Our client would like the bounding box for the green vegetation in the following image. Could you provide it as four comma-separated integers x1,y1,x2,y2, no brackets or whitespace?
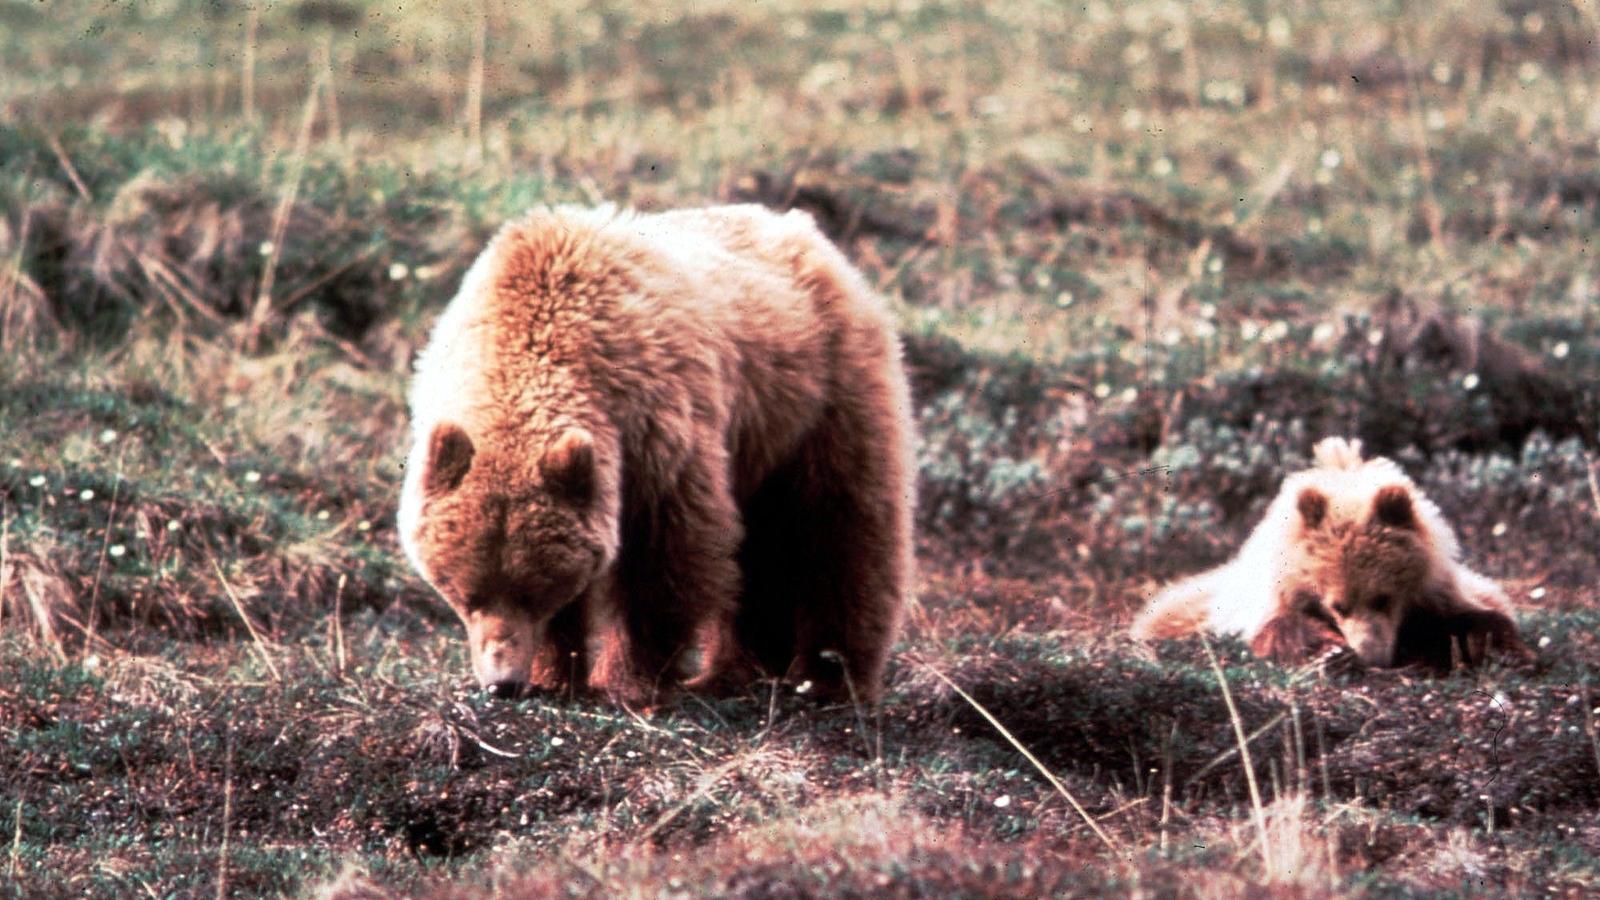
2,0,1597,896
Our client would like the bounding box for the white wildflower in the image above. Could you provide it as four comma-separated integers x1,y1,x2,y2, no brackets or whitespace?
1266,16,1291,47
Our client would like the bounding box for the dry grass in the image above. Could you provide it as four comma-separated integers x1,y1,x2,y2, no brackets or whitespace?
0,545,74,656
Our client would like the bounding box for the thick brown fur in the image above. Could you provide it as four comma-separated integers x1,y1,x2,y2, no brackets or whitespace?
399,204,915,703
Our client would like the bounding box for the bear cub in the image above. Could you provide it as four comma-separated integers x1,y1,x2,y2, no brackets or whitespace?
1132,437,1529,671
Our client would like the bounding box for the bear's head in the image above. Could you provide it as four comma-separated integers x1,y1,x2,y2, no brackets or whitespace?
399,421,616,694
1282,483,1434,667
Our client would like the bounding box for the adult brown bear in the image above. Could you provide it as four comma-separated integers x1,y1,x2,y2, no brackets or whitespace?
399,204,915,703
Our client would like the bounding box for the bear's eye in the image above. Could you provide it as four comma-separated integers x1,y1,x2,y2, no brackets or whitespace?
1368,593,1393,614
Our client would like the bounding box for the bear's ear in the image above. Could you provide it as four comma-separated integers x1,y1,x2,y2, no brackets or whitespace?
1296,487,1328,530
1372,484,1417,530
540,428,595,499
424,422,475,495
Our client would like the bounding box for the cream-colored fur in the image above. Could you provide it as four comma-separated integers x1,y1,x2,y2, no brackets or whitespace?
1132,437,1512,663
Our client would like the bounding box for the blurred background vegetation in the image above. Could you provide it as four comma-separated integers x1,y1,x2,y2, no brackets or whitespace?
2,1,1598,896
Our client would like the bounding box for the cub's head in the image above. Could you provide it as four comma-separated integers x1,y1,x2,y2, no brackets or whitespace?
1284,484,1434,667
399,422,616,695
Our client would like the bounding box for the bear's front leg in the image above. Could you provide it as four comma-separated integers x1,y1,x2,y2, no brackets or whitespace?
612,452,742,703
1250,589,1356,670
1250,611,1358,671
527,597,592,697
1393,604,1533,672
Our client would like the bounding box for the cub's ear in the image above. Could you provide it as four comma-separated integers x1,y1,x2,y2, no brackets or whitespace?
540,428,595,499
1372,484,1417,530
1296,487,1328,530
424,422,475,495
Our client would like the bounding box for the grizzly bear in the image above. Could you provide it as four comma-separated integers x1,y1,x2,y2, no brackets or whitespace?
398,204,915,702
1132,437,1528,671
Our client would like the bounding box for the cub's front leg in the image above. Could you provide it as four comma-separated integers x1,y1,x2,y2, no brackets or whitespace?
1250,589,1358,672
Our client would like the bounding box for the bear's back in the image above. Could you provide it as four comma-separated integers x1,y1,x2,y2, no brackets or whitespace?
410,204,896,497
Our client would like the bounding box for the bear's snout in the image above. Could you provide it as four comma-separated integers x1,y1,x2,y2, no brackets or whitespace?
465,606,541,692
1341,618,1398,667
485,679,527,699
